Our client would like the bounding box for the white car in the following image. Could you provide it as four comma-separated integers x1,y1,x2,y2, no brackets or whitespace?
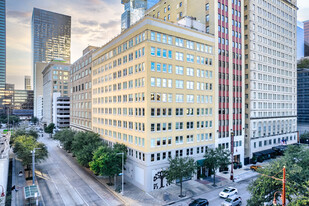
219,187,238,198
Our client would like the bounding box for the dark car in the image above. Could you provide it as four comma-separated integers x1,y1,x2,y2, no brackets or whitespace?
189,198,209,206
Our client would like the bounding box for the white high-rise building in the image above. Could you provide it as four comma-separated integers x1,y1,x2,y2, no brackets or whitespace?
244,0,298,163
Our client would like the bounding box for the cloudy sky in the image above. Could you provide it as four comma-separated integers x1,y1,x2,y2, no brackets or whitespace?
6,0,309,89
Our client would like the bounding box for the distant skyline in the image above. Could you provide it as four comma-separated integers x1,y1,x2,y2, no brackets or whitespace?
5,0,309,89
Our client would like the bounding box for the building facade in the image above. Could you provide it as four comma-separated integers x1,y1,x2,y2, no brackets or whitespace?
70,46,98,132
32,8,71,118
297,68,309,123
121,0,160,31
92,17,216,192
146,0,245,168
304,20,309,57
24,76,31,90
34,62,48,119
0,0,5,88
42,60,70,126
244,0,298,162
297,21,304,60
0,84,33,119
52,93,70,128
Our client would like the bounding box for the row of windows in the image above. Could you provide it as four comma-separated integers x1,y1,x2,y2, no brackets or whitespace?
253,136,296,148
93,31,146,66
151,107,213,117
151,121,213,132
93,93,145,104
150,78,213,90
94,107,145,117
150,146,210,162
150,92,213,104
150,31,213,54
94,118,145,132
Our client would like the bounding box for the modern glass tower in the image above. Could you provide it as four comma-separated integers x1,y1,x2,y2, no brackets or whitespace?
121,0,159,31
0,0,6,89
32,8,71,118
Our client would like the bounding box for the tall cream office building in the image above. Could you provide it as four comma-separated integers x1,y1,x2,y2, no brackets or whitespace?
244,0,298,162
92,16,216,191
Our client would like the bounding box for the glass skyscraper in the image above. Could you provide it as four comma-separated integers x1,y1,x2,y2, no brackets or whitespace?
121,0,159,31
32,8,71,118
0,0,6,89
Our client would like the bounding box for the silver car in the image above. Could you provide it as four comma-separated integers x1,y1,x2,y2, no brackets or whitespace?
221,195,242,206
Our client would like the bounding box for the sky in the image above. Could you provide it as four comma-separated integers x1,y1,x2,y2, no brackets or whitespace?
5,0,309,89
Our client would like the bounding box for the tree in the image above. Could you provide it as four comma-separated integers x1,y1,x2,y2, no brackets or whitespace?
31,116,39,124
90,146,119,185
53,129,76,152
44,123,55,138
11,129,38,144
164,157,197,197
289,181,309,206
297,58,309,68
13,135,48,177
203,147,230,186
89,143,127,185
71,131,102,167
247,145,309,206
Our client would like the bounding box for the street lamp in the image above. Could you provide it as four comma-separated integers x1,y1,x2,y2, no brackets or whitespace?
230,129,234,181
116,152,124,195
31,148,41,185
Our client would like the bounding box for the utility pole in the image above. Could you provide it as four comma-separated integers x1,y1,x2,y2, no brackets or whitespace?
31,148,41,185
282,166,286,206
230,130,234,181
116,152,124,195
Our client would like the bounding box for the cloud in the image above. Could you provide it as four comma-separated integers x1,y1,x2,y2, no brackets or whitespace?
100,20,120,29
79,19,99,26
7,10,31,24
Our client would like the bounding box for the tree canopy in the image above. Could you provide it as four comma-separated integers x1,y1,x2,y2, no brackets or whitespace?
203,147,230,186
164,157,197,197
31,116,39,124
13,135,48,167
53,128,76,152
71,131,102,167
247,145,309,206
44,123,55,137
297,58,309,68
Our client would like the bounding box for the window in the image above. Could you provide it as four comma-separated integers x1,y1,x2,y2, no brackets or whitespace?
176,66,184,75
176,80,184,89
176,52,184,61
151,47,155,56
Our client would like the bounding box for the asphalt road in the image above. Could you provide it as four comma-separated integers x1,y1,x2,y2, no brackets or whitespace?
36,133,123,206
172,178,256,206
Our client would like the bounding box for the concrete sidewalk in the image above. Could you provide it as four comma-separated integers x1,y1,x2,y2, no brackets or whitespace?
92,166,259,206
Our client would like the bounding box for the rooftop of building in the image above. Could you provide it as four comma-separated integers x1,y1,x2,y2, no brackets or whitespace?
93,15,214,59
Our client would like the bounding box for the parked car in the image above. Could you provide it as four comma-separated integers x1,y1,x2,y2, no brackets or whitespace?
219,187,238,198
221,195,242,206
189,198,209,206
250,165,262,171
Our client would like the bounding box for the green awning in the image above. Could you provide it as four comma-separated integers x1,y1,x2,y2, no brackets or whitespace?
24,185,40,199
197,159,205,167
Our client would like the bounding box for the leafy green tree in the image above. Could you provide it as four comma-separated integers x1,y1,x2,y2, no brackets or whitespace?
53,129,76,152
298,58,309,68
203,147,230,186
164,157,197,197
71,131,102,167
247,145,309,206
11,129,38,143
89,143,127,185
44,123,55,138
13,135,48,177
289,181,309,206
31,116,39,124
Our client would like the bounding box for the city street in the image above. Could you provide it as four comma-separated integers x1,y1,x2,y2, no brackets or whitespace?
173,178,256,206
36,133,123,206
